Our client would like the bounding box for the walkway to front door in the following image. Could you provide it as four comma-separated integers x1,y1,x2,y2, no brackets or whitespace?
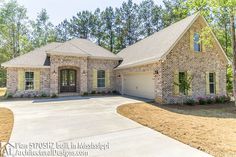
60,69,76,92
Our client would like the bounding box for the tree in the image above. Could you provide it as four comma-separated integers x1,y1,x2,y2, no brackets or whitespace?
0,0,32,87
114,8,126,52
31,9,55,47
90,8,104,46
162,0,188,27
101,7,115,52
151,5,164,32
70,11,93,39
55,19,71,42
174,73,193,105
138,0,155,37
204,0,236,102
0,0,31,58
119,0,139,46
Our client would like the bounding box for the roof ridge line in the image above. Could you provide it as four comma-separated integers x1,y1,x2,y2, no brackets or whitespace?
68,40,91,56
117,13,199,55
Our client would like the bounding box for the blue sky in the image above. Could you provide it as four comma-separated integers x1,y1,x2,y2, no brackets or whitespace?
17,0,163,25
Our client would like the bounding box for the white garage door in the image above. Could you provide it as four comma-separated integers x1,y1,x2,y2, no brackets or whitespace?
123,72,155,99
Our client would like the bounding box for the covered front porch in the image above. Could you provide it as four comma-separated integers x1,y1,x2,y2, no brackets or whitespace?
49,55,88,95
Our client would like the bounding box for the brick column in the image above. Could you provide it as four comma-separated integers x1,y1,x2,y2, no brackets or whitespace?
50,56,59,95
80,57,88,94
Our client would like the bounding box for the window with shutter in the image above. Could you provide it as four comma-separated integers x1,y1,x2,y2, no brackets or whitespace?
25,72,34,90
97,70,105,88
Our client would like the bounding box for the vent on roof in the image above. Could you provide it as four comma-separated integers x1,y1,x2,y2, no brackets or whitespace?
44,56,50,66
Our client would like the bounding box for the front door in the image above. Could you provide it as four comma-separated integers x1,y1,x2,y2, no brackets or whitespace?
60,69,76,92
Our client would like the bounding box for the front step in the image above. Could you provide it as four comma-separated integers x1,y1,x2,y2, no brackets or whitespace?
58,92,81,97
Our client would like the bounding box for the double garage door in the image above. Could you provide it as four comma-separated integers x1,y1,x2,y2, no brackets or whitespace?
123,72,155,99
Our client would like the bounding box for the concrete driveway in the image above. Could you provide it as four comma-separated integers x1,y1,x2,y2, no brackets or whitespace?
0,96,211,157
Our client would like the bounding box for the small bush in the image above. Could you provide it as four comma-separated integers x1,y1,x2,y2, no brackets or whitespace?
215,96,227,104
206,97,214,104
215,95,230,104
224,95,231,103
5,92,13,98
27,93,32,98
83,92,88,96
107,91,112,94
184,99,195,106
40,92,48,97
112,90,118,94
51,93,58,98
97,91,101,94
101,91,106,95
91,91,96,94
198,97,207,105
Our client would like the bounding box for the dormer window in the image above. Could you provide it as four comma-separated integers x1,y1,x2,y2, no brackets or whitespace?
194,33,201,52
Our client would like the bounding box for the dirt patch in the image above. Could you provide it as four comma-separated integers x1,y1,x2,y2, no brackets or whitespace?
117,103,236,157
0,107,14,142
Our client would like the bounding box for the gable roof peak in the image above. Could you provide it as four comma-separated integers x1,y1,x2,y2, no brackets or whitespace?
116,12,200,69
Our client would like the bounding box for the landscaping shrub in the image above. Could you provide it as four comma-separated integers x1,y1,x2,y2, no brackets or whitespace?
97,91,101,94
91,91,96,94
215,96,221,103
5,92,13,98
215,96,225,104
40,92,48,97
107,91,112,94
224,95,231,103
198,97,207,105
184,99,195,106
112,90,118,94
206,97,214,104
83,92,88,96
101,91,106,95
51,93,58,98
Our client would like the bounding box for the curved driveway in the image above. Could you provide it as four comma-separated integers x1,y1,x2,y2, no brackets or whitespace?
0,96,212,157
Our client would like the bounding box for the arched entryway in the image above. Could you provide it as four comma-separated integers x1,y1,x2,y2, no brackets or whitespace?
60,69,77,92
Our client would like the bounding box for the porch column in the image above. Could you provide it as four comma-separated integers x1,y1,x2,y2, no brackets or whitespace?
154,63,163,103
80,58,88,94
50,57,59,95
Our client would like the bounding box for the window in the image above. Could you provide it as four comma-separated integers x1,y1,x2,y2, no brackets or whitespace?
25,72,34,90
194,33,201,52
179,72,187,95
209,73,215,94
97,70,105,88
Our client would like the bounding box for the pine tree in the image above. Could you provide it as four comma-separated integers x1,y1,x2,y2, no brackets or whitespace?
70,11,93,39
101,7,115,52
120,0,139,46
90,8,104,46
31,9,56,47
138,0,155,37
55,19,71,42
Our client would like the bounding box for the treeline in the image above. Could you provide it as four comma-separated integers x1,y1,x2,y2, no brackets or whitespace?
0,0,233,87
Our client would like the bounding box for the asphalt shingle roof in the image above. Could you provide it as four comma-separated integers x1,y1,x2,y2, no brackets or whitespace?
1,43,61,68
116,13,199,69
2,39,121,68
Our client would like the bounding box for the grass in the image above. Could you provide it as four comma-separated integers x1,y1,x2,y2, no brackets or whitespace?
117,102,236,157
0,107,14,142
0,88,6,97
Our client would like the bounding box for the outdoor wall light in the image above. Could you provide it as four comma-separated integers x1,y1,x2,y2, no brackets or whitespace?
154,70,159,75
53,70,56,75
117,75,121,78
82,70,86,75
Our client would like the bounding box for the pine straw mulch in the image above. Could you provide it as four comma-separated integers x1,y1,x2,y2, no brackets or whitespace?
0,107,14,142
117,102,236,157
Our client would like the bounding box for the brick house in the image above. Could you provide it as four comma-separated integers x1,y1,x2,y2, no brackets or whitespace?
1,13,229,103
